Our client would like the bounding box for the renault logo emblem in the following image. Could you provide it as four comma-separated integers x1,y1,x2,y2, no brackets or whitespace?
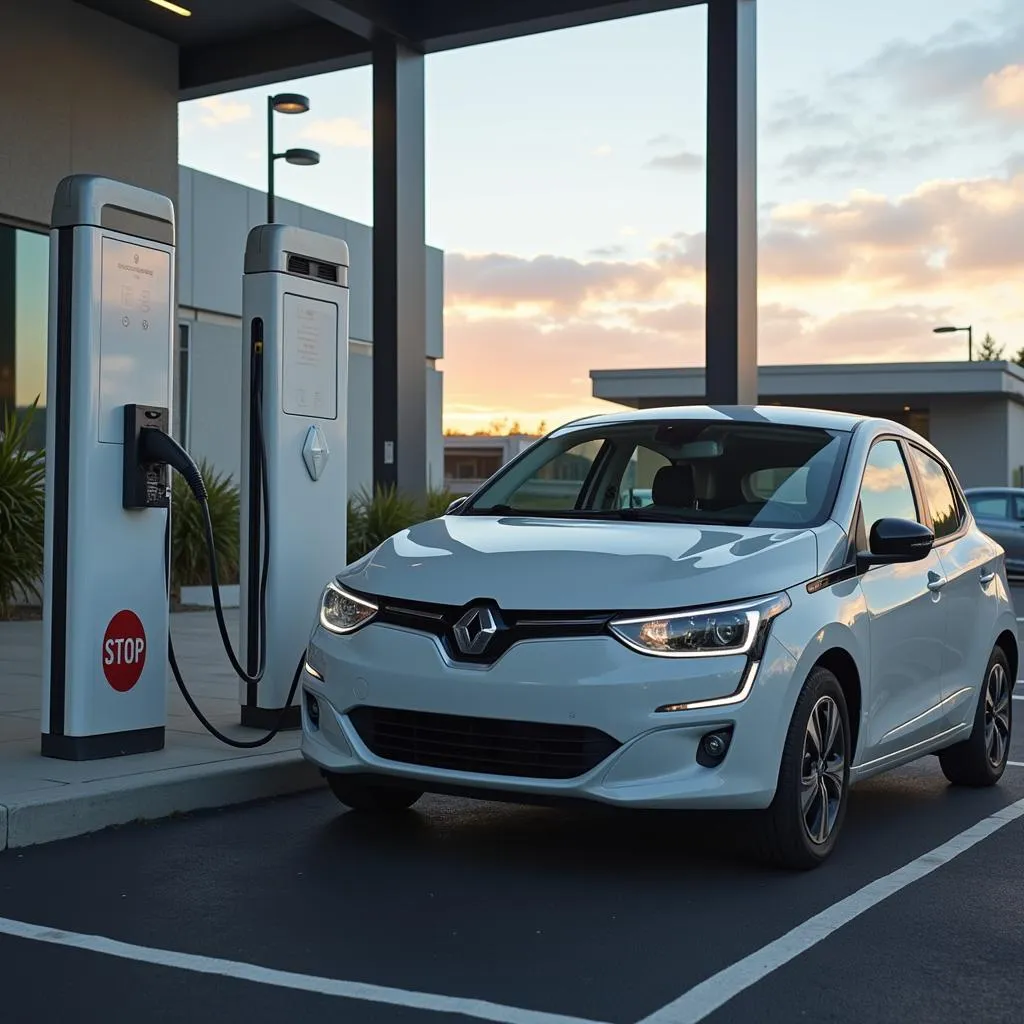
453,606,499,656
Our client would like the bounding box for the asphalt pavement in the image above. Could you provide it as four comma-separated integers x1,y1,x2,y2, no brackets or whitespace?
1,683,1023,1024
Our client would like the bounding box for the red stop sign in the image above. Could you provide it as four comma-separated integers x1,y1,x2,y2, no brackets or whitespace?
102,610,147,692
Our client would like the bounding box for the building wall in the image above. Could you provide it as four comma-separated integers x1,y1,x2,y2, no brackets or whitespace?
0,1,178,228
924,399,1009,489
178,167,445,496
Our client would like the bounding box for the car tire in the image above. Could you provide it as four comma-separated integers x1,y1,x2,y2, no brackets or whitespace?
938,646,1012,788
325,772,424,812
755,666,851,871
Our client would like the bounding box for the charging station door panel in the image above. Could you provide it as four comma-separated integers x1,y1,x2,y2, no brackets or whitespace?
41,176,175,761
281,293,339,420
98,238,173,444
240,225,350,729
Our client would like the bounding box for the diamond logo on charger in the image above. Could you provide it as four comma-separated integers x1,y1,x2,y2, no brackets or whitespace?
302,424,330,482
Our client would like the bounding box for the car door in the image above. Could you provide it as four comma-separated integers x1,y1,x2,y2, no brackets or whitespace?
857,438,950,764
910,449,1000,725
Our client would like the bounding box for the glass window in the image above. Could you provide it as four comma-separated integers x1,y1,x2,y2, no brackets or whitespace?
1011,495,1024,521
500,438,606,511
14,228,49,449
909,447,962,540
859,439,919,539
968,493,1009,520
463,419,851,528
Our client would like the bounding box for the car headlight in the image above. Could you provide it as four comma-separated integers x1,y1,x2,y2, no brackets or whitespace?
319,580,378,634
609,592,791,658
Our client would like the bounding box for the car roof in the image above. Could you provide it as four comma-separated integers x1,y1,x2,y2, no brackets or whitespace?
559,404,870,434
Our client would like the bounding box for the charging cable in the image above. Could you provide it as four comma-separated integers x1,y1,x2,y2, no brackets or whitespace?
142,408,304,749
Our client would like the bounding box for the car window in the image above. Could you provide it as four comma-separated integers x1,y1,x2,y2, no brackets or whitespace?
909,447,962,540
502,439,606,510
463,419,852,528
1012,495,1024,521
969,493,1009,520
859,439,919,540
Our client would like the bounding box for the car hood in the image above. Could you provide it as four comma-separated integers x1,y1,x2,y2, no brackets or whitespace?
338,515,820,611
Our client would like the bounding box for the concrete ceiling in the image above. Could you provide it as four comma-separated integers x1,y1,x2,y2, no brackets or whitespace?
74,0,701,96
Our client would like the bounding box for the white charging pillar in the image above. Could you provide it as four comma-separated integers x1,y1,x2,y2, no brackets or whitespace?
41,175,175,759
240,225,350,728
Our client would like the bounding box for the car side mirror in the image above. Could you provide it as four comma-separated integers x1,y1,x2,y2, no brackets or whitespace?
857,517,934,570
445,496,467,514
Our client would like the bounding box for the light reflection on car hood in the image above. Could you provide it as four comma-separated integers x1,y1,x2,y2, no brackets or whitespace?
338,515,821,611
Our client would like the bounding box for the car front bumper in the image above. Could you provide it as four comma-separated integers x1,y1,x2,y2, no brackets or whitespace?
299,621,800,811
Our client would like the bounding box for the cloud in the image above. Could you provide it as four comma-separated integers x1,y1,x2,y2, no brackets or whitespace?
766,95,849,135
448,167,1024,315
779,137,943,182
834,5,1024,125
592,144,613,157
444,252,679,313
645,150,704,173
984,64,1024,117
588,244,628,258
647,133,685,148
299,117,371,148
197,96,252,127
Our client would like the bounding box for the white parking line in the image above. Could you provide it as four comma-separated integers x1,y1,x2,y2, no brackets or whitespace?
1010,762,1024,768
0,914,608,1024
638,796,1024,1024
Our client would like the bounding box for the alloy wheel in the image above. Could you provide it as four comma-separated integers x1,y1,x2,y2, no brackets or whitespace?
800,695,846,846
984,661,1011,770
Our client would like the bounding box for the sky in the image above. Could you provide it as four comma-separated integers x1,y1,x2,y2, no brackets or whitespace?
178,0,1024,434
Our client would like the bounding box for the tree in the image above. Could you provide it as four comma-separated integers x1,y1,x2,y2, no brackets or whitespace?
1015,347,1024,368
976,332,1004,361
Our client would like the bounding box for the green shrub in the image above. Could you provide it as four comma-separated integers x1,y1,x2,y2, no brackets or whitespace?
346,485,460,564
0,400,46,614
171,460,240,596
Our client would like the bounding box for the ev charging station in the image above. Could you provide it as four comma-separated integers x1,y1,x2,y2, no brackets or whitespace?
41,175,175,760
239,225,350,729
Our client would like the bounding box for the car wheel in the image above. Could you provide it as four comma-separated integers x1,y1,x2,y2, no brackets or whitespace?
756,666,851,870
325,772,424,812
938,646,1012,787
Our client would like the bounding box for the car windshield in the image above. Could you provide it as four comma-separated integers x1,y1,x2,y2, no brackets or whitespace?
461,418,851,529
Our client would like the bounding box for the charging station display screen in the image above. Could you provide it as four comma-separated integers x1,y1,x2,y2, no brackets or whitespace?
282,293,339,420
98,238,172,444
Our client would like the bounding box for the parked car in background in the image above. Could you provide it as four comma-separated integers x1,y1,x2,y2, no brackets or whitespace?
301,406,1017,871
964,488,1024,581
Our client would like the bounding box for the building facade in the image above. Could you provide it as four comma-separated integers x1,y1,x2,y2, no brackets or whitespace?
590,361,1024,490
442,434,539,495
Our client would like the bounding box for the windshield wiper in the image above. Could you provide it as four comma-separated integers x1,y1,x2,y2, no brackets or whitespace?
606,508,692,523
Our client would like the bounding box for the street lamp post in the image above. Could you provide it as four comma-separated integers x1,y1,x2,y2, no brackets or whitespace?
267,92,320,223
933,324,973,361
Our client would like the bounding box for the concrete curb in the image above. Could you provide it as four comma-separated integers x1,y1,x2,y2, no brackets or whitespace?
0,750,324,851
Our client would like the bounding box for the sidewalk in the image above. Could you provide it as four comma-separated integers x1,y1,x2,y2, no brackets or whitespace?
0,610,322,851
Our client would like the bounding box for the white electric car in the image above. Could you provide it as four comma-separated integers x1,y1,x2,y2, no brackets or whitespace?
299,406,1017,869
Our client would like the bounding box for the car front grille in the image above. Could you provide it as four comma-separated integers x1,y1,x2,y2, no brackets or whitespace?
347,706,620,780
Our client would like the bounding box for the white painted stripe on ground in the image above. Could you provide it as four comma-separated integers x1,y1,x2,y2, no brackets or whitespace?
1009,761,1024,768
0,916,608,1024
638,796,1024,1024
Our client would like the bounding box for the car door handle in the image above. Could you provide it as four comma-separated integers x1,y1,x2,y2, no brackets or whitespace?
979,569,996,586
927,571,947,592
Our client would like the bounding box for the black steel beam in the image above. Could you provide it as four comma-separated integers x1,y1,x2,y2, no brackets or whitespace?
179,23,368,100
372,35,428,498
0,227,14,424
705,0,757,405
419,0,701,52
287,0,413,42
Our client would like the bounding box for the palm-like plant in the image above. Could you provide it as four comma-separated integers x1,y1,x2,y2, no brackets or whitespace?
0,400,46,615
170,460,240,597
